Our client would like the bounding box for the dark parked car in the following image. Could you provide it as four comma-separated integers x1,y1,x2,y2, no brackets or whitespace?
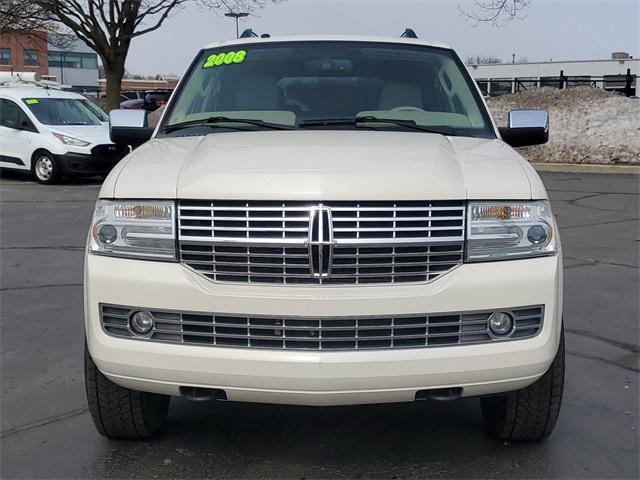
120,91,145,110
143,90,172,112
120,98,145,109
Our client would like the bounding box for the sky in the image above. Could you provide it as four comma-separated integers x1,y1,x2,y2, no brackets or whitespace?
125,0,640,76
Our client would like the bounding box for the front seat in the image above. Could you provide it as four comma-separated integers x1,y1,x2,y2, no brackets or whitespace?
379,82,424,110
234,74,282,110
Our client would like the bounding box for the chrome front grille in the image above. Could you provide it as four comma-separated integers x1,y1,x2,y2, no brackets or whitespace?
101,305,544,351
178,201,465,285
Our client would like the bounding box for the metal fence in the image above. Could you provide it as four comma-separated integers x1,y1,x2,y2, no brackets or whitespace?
475,68,637,97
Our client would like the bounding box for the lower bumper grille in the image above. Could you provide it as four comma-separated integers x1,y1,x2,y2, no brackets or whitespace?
91,144,130,160
101,305,543,351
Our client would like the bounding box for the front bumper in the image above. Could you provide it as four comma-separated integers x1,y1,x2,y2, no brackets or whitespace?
56,146,128,176
84,253,563,406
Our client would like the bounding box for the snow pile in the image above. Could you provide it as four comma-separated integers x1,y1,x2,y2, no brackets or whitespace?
487,87,640,165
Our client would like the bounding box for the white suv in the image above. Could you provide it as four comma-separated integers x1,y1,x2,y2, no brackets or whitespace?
0,84,128,183
84,35,564,441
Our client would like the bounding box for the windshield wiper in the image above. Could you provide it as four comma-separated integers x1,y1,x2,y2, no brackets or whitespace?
298,116,456,135
164,116,294,134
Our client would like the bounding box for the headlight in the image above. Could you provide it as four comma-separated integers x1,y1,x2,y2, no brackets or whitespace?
89,200,176,260
52,132,91,147
466,200,556,262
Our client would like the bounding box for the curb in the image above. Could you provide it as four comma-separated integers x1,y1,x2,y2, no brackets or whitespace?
531,163,640,174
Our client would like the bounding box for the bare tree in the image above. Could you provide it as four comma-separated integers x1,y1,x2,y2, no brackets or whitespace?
0,0,52,34
31,0,273,110
460,0,531,25
465,54,503,65
0,0,71,48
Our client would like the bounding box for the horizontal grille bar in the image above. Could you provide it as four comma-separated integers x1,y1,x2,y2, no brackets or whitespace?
178,201,465,285
178,204,465,212
101,305,544,351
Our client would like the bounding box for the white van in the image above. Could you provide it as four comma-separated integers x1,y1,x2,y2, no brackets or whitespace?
0,83,129,183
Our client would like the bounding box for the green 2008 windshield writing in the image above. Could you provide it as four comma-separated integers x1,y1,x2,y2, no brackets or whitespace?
203,50,247,68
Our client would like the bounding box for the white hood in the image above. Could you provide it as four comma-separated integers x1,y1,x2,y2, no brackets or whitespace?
105,131,546,200
50,124,112,145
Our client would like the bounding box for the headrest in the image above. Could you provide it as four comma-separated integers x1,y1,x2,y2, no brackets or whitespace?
379,82,423,110
235,74,281,110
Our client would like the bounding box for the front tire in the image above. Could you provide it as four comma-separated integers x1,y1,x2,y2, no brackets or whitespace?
84,344,170,439
32,151,61,184
481,326,565,441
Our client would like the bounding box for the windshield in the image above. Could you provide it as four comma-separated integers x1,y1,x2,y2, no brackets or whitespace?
82,100,109,122
163,41,494,138
23,98,104,126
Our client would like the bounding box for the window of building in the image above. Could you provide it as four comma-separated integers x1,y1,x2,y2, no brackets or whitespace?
48,51,98,70
0,48,10,66
81,55,98,69
63,53,81,68
48,52,61,66
23,49,39,66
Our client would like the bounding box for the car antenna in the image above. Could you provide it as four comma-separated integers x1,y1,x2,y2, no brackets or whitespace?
240,29,258,38
401,28,418,39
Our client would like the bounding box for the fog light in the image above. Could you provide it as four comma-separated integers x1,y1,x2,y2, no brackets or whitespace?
97,224,117,244
488,311,514,337
129,311,154,335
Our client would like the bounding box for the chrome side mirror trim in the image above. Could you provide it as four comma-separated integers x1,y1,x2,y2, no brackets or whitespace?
499,109,550,148
508,109,549,131
110,109,147,129
109,109,153,147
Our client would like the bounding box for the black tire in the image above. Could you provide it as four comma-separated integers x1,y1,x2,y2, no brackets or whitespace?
481,325,565,442
84,344,170,439
31,151,61,184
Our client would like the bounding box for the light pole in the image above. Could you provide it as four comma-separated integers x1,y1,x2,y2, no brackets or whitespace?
60,52,67,85
225,12,249,38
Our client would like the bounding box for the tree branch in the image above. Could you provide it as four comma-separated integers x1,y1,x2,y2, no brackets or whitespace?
459,0,531,26
7,0,278,111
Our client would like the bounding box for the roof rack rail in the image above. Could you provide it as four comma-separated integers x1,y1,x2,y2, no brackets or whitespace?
240,28,258,38
0,71,62,90
401,28,418,39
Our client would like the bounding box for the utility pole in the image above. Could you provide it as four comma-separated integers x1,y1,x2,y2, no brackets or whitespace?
60,52,66,85
225,12,249,38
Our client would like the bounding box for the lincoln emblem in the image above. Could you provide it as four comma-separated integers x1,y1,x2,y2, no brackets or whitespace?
306,205,335,278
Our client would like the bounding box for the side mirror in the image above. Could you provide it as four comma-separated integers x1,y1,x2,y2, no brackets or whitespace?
498,109,549,148
109,109,154,148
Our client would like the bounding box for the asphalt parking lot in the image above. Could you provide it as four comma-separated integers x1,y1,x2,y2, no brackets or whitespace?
1,170,638,479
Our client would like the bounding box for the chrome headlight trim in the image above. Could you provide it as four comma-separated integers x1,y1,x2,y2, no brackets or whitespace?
89,199,177,261
465,200,557,262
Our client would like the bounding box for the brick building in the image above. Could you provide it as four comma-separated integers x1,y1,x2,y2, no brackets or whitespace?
0,31,100,92
98,77,180,93
0,31,49,76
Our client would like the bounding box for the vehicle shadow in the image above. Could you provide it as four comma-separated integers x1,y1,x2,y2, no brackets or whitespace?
89,398,549,478
0,168,103,185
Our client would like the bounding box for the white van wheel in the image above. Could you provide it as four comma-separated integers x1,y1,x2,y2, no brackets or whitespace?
32,152,61,184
